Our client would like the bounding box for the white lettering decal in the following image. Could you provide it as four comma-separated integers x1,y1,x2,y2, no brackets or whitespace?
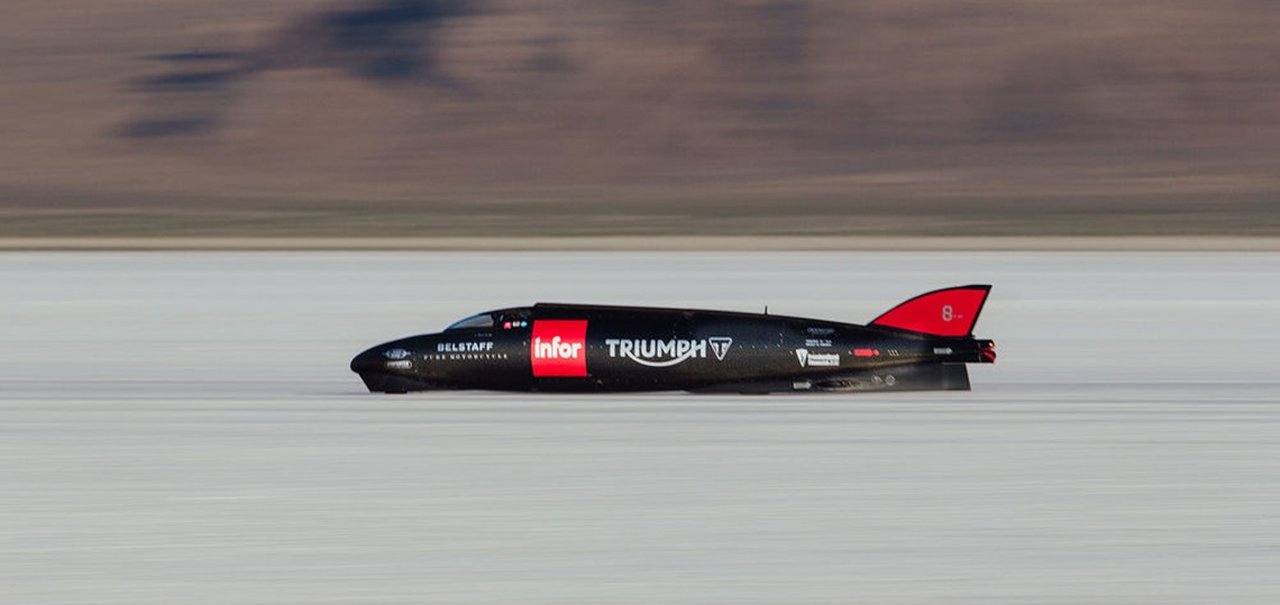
604,336,729,367
795,348,840,367
808,353,840,367
533,336,583,360
437,341,495,353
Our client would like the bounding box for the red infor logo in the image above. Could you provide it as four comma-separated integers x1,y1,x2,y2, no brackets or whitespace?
530,320,588,377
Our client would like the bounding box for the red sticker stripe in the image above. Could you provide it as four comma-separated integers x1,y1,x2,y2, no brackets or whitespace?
530,320,589,377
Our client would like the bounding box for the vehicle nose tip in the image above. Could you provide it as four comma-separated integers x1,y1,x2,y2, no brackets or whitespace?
350,349,381,373
351,346,414,374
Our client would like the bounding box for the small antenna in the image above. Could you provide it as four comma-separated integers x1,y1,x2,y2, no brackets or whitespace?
764,305,769,315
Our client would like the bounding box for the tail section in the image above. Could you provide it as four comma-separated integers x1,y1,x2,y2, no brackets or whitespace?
870,285,991,337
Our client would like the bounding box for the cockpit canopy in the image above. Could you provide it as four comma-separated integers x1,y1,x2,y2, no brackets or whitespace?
445,312,495,331
444,307,532,331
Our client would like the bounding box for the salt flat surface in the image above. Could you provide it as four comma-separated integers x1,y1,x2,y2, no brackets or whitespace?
2,252,1279,604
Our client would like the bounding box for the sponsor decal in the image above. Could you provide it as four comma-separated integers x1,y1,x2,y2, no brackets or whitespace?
708,337,734,361
805,338,833,348
795,348,840,368
853,348,881,357
384,360,412,370
382,348,411,360
933,347,953,355
437,341,495,353
605,336,732,367
805,326,835,336
427,353,509,361
531,320,588,377
502,320,530,330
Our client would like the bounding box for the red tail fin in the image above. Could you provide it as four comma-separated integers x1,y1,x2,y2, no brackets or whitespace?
869,285,991,337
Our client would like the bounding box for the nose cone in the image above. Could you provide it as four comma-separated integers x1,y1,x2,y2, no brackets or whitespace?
350,347,383,374
351,345,414,374
351,343,425,393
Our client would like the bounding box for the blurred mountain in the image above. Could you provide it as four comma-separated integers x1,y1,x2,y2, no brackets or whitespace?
2,0,1279,236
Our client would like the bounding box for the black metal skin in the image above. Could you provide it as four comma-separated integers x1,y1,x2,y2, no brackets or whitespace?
351,303,995,394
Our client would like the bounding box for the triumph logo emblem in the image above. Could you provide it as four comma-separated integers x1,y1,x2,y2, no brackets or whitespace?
708,337,733,361
382,348,411,360
605,336,733,368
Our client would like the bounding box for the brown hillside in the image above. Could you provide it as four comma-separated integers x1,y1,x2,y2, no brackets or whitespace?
2,0,1279,235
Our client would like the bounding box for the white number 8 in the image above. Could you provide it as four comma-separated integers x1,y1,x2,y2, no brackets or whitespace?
941,305,954,322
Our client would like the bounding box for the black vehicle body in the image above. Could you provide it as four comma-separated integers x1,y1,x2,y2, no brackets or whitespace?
351,285,996,394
